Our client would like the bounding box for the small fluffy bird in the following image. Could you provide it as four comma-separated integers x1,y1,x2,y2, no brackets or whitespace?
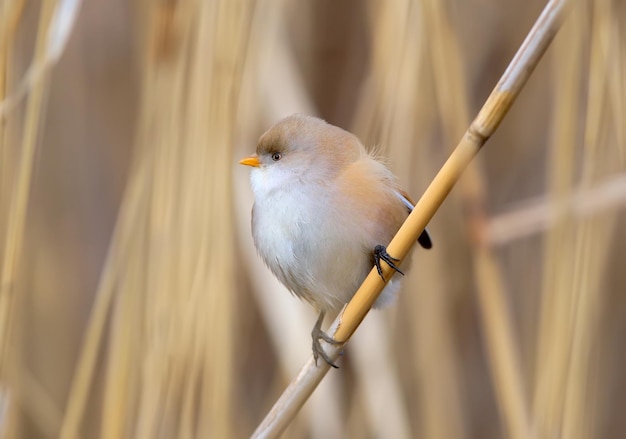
240,114,431,366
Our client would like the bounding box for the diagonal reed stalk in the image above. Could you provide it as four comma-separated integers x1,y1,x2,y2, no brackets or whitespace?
351,2,462,437
252,0,574,436
353,2,468,437
423,0,531,437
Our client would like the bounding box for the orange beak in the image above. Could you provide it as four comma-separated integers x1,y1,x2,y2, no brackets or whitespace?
239,154,261,167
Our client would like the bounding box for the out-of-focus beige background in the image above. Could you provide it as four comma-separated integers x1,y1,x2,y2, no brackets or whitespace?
1,0,625,438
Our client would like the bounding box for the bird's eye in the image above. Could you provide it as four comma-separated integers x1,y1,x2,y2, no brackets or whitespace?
271,152,282,161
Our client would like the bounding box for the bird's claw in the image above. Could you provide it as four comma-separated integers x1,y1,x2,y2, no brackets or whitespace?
312,312,340,368
373,245,404,281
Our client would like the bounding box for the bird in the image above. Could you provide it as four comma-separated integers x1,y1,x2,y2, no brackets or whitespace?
239,114,431,367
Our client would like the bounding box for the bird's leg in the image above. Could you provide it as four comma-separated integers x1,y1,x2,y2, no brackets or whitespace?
311,311,340,368
373,244,404,281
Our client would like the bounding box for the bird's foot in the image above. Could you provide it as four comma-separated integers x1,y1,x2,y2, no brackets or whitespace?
312,312,341,368
373,244,404,281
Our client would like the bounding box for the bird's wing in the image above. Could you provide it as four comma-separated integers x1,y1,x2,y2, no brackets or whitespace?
394,189,433,249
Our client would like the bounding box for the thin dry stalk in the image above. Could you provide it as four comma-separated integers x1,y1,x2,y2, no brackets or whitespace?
561,0,619,436
8,365,62,435
0,0,55,380
560,217,613,439
253,0,573,436
0,0,83,118
0,0,26,207
473,249,531,438
59,146,152,439
487,174,626,245
62,1,254,438
532,2,584,435
533,1,625,438
0,2,53,436
352,0,413,143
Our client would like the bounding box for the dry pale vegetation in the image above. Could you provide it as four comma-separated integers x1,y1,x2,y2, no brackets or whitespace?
0,0,624,438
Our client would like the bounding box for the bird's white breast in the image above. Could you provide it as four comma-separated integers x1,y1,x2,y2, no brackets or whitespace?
250,167,368,311
249,162,406,313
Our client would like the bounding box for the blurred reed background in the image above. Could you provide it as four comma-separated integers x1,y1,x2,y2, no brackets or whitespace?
0,0,625,438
